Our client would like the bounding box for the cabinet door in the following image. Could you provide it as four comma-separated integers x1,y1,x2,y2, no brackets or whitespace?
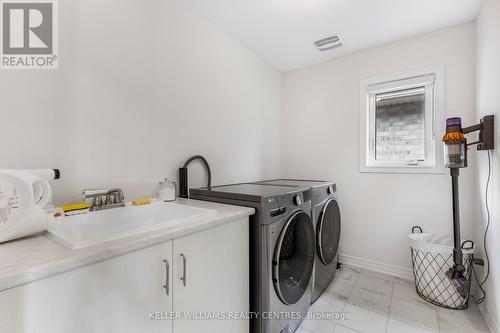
106,241,174,333
0,241,173,333
173,218,249,333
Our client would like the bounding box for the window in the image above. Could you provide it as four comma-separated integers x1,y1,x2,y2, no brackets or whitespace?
360,66,445,173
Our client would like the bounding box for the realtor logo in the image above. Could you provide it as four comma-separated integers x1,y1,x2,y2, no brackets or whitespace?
1,0,58,69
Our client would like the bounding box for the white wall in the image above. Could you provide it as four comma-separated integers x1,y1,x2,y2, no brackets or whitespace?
0,0,283,204
476,0,500,330
282,23,477,272
0,0,487,301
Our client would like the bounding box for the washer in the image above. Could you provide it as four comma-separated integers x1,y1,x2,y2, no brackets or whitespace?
256,180,341,303
190,183,315,333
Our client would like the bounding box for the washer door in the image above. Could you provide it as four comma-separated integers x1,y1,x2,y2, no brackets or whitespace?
317,199,341,265
273,211,315,305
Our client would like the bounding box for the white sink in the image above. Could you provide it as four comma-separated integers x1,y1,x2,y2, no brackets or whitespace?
48,201,216,249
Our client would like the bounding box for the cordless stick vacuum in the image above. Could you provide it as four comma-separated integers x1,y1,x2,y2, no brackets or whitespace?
442,116,494,298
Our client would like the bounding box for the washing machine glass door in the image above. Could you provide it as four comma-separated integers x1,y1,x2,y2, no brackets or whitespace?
317,199,341,265
273,211,315,305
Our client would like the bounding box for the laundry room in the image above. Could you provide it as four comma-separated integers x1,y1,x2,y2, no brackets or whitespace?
0,0,498,332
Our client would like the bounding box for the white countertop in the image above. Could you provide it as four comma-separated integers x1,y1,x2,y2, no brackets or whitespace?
0,199,254,292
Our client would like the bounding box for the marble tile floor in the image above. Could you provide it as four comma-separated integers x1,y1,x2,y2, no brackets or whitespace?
297,265,490,333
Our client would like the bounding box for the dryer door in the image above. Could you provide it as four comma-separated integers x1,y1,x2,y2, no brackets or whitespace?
273,211,315,305
317,199,341,265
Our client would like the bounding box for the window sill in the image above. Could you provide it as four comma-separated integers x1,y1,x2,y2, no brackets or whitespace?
359,166,447,174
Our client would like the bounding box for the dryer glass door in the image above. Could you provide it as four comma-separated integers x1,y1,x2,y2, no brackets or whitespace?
317,199,341,265
273,211,315,305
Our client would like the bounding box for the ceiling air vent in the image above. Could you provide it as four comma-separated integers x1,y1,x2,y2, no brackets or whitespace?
314,35,343,51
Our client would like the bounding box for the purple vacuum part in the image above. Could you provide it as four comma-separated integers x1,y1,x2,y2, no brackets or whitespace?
446,117,462,127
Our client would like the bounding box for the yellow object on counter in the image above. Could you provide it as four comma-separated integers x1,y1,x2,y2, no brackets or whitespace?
132,198,152,206
60,202,90,213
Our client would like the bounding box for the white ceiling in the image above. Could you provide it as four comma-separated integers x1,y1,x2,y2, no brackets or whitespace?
183,0,482,71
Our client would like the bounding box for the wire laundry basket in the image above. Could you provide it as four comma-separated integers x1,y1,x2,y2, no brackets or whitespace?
409,226,474,310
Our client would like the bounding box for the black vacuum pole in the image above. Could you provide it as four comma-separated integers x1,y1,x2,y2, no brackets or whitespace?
446,167,469,298
451,168,464,271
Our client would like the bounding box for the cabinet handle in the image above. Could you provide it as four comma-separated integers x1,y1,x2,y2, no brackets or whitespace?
162,259,169,295
180,253,187,287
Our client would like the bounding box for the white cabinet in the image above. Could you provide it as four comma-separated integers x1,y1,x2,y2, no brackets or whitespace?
104,241,174,333
173,217,249,333
0,217,249,333
0,241,173,333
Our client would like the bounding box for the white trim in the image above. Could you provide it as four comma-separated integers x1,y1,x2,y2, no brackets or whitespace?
478,302,500,333
339,253,414,281
357,166,446,174
367,74,435,94
359,65,446,174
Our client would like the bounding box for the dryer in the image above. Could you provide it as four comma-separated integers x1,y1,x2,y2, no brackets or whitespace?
256,180,341,303
190,183,315,333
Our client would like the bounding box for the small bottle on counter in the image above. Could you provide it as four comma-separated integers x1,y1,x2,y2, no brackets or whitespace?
159,179,176,202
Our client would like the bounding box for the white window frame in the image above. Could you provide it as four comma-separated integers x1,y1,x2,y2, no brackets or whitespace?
359,66,446,174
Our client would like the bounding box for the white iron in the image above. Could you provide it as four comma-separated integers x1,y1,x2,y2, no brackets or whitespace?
0,169,60,243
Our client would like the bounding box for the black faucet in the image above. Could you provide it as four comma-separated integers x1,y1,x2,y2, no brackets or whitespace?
178,155,212,198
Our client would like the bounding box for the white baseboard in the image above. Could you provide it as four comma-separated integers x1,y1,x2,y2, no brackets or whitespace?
478,302,500,333
339,253,414,281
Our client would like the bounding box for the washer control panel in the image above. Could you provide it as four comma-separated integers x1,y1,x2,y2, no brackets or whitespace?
266,190,310,219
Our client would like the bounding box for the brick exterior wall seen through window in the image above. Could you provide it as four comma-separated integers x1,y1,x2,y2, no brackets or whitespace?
375,98,425,161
